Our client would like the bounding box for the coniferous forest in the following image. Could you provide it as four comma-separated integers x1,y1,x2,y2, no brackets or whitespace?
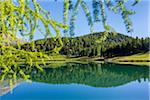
22,32,150,58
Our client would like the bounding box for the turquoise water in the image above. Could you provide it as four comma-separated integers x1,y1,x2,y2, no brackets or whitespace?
0,63,149,100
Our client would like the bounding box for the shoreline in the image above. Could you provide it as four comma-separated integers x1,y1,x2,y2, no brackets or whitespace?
106,52,150,66
16,57,149,67
16,52,150,67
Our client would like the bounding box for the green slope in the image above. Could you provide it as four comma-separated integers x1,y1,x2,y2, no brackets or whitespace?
108,52,150,66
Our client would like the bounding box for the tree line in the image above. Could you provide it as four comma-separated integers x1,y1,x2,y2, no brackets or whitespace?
21,32,150,58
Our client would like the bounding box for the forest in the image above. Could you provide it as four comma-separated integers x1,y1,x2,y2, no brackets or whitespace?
21,32,150,58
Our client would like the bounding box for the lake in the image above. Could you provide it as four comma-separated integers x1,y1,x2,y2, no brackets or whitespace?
0,63,149,100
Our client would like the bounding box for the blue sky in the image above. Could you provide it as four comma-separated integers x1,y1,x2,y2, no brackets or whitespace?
30,0,149,40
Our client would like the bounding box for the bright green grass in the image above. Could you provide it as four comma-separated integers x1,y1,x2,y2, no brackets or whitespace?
109,52,150,66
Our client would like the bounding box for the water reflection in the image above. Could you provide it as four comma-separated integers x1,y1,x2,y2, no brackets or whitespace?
31,63,149,87
0,63,149,99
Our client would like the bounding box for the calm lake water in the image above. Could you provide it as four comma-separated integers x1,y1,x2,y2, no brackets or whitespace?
0,63,149,100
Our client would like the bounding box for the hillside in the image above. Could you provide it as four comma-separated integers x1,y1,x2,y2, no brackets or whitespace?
21,32,150,58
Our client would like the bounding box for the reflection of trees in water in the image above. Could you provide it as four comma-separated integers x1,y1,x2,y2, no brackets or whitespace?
31,63,149,87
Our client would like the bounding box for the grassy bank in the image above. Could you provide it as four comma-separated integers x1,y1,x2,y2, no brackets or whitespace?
107,52,150,66
47,53,150,66
16,52,149,67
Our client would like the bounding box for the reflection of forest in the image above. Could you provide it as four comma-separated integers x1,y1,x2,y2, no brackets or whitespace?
31,63,149,87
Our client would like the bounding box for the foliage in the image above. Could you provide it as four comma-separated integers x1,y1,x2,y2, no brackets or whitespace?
0,0,67,50
63,0,70,37
92,0,100,22
0,45,50,91
0,0,67,91
68,0,141,37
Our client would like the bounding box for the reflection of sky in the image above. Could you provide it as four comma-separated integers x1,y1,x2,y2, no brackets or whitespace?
1,80,149,100
19,0,149,40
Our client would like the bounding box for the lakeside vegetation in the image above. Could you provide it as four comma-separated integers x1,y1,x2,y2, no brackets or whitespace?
21,32,150,66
